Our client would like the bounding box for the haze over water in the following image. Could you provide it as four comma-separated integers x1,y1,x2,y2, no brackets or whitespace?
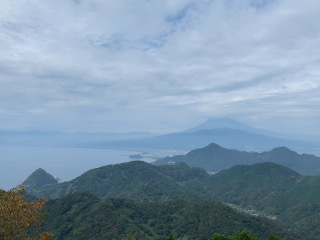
0,146,140,190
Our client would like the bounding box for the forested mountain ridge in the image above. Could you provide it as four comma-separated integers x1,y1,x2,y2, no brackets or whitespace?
43,191,299,240
154,143,320,175
24,161,320,239
205,162,303,213
24,161,320,209
25,161,209,201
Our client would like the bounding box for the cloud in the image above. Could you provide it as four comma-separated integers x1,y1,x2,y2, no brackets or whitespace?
0,0,320,133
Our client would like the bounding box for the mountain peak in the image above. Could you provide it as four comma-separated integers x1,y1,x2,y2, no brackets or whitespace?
23,168,58,187
270,147,295,154
186,118,255,132
205,142,225,150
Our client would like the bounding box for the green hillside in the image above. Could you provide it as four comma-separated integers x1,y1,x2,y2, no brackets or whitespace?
205,163,320,239
276,203,320,240
25,161,209,201
24,161,320,239
205,162,303,214
154,143,320,175
282,175,320,204
25,161,320,212
23,168,58,187
44,191,298,240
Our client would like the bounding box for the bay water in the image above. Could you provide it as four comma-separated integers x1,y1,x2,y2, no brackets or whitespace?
0,146,142,190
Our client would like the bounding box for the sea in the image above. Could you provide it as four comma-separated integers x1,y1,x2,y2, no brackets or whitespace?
0,146,145,190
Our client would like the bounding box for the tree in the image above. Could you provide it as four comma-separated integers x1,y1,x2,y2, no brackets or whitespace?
267,235,280,240
210,234,229,240
232,231,259,240
122,234,136,240
0,185,52,240
209,232,283,240
167,233,176,240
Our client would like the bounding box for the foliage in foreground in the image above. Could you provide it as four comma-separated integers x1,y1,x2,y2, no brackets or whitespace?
0,185,52,240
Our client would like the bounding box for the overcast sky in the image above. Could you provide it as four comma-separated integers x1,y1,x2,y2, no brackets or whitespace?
1,0,320,134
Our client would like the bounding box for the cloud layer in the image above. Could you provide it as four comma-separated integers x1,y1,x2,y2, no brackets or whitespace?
1,0,320,133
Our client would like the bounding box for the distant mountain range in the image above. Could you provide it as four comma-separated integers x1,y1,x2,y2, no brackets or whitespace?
99,127,301,150
154,143,320,175
24,160,320,239
185,118,264,133
94,118,320,154
1,118,319,155
186,118,320,143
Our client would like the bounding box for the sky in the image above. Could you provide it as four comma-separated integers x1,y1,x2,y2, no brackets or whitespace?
1,0,320,134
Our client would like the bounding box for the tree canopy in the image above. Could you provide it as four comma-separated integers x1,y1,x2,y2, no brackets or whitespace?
0,185,52,240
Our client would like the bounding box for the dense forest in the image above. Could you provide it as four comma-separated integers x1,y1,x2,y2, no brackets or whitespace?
43,192,296,239
23,158,320,239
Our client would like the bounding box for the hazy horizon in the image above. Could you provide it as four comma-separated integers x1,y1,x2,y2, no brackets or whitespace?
0,146,143,190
